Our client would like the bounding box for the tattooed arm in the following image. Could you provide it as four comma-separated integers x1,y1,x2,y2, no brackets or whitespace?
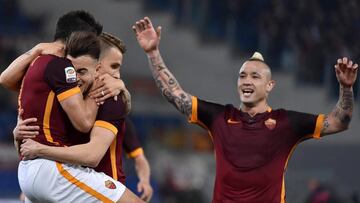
0,42,64,91
321,57,358,136
147,51,192,115
133,17,192,116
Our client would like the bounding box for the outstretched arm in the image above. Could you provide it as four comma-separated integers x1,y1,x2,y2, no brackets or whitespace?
321,57,358,136
0,42,64,91
133,17,192,116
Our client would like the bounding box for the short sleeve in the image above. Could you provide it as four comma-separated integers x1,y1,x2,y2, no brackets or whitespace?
123,117,143,158
44,57,80,101
286,110,325,140
188,96,224,129
94,99,126,135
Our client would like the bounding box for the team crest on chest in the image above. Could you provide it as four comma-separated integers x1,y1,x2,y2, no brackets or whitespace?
264,118,276,130
65,66,76,83
105,180,116,189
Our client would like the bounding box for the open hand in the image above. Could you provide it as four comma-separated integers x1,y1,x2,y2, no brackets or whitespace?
335,57,358,87
133,17,161,53
89,74,127,104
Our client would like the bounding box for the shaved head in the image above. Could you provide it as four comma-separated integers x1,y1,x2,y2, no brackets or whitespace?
240,60,272,81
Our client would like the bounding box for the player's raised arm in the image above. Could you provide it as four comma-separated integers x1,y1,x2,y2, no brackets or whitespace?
0,42,64,91
133,17,192,117
321,57,358,136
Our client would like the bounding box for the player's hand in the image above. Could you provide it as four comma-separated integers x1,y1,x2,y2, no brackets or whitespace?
13,109,39,141
137,181,153,202
133,17,161,53
20,139,42,160
34,42,64,57
89,74,129,104
335,57,358,87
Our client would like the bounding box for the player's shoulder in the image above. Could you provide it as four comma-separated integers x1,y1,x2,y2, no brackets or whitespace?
98,98,127,119
45,55,72,66
275,108,318,121
197,97,227,110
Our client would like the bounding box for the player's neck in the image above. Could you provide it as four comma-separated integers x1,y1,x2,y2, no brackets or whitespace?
240,102,270,117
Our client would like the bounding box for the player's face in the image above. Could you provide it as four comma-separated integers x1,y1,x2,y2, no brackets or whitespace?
99,47,123,78
237,61,274,107
67,55,99,96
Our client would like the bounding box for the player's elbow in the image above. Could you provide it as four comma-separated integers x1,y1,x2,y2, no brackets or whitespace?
85,155,101,168
76,120,93,133
0,74,4,85
87,160,100,168
0,74,9,88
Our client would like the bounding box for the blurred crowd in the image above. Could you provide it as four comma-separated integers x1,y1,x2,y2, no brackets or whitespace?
145,0,360,90
0,0,46,143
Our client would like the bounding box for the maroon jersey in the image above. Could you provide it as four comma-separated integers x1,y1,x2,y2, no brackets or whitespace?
19,55,80,147
123,117,143,159
93,99,127,183
68,116,143,183
189,97,324,203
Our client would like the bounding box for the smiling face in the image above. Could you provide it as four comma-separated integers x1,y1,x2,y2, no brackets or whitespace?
67,54,99,96
237,60,275,108
64,31,101,96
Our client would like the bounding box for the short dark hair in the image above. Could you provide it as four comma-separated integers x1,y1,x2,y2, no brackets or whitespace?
99,32,126,54
65,31,100,60
54,10,103,41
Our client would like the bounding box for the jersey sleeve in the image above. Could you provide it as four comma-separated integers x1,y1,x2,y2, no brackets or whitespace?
44,57,80,102
94,99,126,135
286,110,325,140
123,117,143,159
188,96,224,130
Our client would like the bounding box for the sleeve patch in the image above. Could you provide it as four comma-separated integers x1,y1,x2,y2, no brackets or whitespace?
65,66,77,83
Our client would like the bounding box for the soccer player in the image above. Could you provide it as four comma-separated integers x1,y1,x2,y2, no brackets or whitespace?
132,17,358,202
17,32,153,202
0,10,144,202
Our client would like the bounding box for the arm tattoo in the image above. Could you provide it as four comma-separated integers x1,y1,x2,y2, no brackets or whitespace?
148,54,192,116
331,86,353,126
322,115,330,131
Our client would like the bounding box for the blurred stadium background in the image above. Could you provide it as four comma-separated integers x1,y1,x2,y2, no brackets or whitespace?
0,0,359,202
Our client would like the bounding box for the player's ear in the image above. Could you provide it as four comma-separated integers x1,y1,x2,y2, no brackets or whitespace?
266,80,275,92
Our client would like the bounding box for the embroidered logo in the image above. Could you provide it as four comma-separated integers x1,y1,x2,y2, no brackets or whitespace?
105,180,116,189
65,66,76,83
264,118,276,130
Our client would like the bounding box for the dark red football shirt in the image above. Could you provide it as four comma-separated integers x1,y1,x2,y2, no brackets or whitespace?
123,117,143,159
93,98,128,183
189,97,324,203
68,116,143,183
19,55,80,147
